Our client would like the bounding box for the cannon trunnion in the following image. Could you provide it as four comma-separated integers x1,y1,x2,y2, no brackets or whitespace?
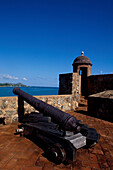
13,88,100,165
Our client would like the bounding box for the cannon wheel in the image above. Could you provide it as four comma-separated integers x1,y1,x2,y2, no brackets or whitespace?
44,143,66,164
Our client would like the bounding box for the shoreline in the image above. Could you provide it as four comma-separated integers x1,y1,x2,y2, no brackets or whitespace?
0,86,59,97
0,86,58,88
0,86,29,87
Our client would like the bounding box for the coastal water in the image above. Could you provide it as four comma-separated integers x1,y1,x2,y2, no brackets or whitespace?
0,86,59,97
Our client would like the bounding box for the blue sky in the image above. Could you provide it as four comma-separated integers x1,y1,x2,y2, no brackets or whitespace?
0,0,113,87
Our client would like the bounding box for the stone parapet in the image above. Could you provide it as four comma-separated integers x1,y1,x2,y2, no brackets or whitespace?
0,96,18,124
0,94,78,124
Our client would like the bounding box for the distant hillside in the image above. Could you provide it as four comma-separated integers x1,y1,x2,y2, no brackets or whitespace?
0,83,28,87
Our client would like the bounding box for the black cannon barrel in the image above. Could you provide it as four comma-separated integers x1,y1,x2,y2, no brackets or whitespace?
13,87,80,131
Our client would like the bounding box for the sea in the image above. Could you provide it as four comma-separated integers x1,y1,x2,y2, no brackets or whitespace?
0,86,59,97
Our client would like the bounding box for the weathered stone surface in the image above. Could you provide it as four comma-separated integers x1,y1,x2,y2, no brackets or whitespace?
48,99,53,105
66,98,69,102
12,116,18,122
61,105,63,110
24,101,28,106
5,110,16,117
5,117,12,124
0,110,3,115
41,98,46,102
54,100,56,104
9,100,16,109
64,104,69,111
30,106,37,112
1,100,8,109
58,98,61,105
24,106,31,114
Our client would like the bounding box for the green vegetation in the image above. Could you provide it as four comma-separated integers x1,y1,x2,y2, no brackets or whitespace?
0,83,28,87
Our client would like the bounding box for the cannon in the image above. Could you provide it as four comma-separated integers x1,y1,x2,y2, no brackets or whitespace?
13,88,100,165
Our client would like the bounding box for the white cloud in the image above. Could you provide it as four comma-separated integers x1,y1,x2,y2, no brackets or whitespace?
37,75,45,79
100,70,103,74
22,77,27,81
2,74,18,80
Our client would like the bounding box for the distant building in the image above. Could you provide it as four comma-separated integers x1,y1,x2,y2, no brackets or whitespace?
59,51,92,97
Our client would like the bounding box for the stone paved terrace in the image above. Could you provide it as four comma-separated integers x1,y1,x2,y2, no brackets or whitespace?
0,110,113,170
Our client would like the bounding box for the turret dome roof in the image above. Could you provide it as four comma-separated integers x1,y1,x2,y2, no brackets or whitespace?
73,51,92,66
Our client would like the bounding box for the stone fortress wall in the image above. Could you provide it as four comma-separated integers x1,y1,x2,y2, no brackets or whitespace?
87,74,113,95
88,90,113,122
87,73,113,122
